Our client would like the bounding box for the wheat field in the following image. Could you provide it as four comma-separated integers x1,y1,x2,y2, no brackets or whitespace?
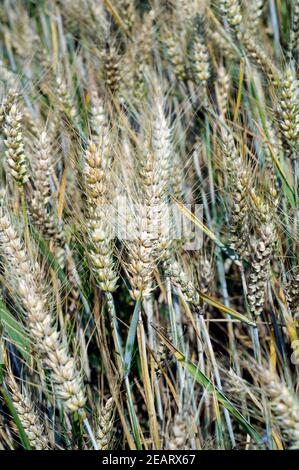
0,0,298,451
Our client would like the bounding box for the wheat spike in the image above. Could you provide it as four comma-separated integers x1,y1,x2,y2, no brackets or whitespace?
221,127,250,258
6,375,49,450
277,68,299,160
219,0,243,38
257,368,299,447
0,209,86,412
3,102,28,186
285,270,299,315
96,397,115,450
191,14,210,92
247,197,276,316
83,93,118,293
216,65,230,117
164,256,200,305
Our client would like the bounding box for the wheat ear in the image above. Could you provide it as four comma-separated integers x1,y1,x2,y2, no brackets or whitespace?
191,14,210,93
289,0,299,61
0,88,19,127
3,102,28,186
96,397,115,450
29,131,64,247
257,367,299,447
164,257,200,306
221,127,250,258
6,375,49,450
247,196,276,316
219,0,243,38
285,269,299,315
0,209,86,412
277,68,299,160
216,65,230,117
83,92,118,293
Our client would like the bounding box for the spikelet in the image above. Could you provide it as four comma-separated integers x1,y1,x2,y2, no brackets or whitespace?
163,30,186,81
29,131,64,247
167,413,192,450
56,0,108,41
164,257,200,305
118,0,135,32
83,94,118,293
153,339,172,376
89,91,109,143
118,48,135,101
208,30,236,60
289,0,299,61
0,209,86,412
124,201,160,299
138,9,155,63
29,202,65,249
84,142,118,293
216,65,230,117
6,375,49,450
56,76,77,121
175,0,195,26
150,99,172,199
277,68,299,160
124,183,169,299
0,60,17,89
30,131,52,207
257,368,299,447
22,108,40,140
285,270,299,315
143,98,172,253
89,0,109,37
3,102,28,186
247,0,265,36
247,196,276,316
219,0,243,38
96,397,115,450
198,256,213,294
125,99,171,298
0,88,19,127
64,254,82,320
66,275,81,318
191,14,210,93
263,119,281,179
103,45,120,96
242,33,281,85
6,6,38,61
221,127,250,258
130,10,156,101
